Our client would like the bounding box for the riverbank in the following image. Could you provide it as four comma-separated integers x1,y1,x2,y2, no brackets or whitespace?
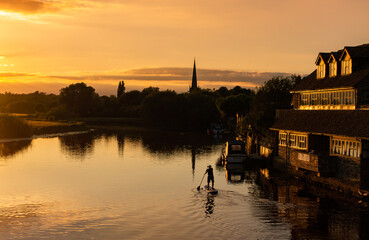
1,115,213,142
271,156,365,200
27,120,88,135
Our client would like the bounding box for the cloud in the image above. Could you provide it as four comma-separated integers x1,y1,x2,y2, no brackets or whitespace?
0,0,54,14
0,72,34,77
48,67,289,85
0,0,94,14
0,67,291,95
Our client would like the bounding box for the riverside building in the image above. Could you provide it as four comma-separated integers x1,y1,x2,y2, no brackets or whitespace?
271,44,369,192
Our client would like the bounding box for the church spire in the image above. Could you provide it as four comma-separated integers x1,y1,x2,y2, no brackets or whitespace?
190,59,198,92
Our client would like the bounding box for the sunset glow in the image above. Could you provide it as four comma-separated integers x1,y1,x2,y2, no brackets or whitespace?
1,0,369,95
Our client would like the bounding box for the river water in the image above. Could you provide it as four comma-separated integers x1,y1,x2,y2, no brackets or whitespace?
0,129,368,239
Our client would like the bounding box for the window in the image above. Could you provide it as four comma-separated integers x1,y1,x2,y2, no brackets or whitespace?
342,59,352,75
343,91,354,105
329,62,337,77
302,94,309,105
231,145,242,151
311,93,318,105
279,133,287,146
279,132,307,150
331,138,361,158
317,64,325,79
322,92,329,105
299,90,355,108
290,134,307,150
332,92,340,105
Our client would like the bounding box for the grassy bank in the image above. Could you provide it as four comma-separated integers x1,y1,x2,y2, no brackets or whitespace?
0,115,32,139
76,117,145,126
27,120,87,135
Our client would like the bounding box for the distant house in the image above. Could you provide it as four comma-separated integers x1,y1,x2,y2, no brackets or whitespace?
271,44,369,191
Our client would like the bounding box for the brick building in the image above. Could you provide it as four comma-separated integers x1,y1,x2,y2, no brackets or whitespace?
271,44,369,191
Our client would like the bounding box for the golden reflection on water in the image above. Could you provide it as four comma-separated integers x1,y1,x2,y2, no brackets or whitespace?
0,131,367,239
0,140,32,158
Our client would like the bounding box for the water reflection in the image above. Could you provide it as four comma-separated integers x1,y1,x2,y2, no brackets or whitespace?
258,168,369,239
59,132,99,159
205,196,215,216
216,159,369,239
0,140,32,158
116,132,125,156
224,163,246,183
0,130,368,239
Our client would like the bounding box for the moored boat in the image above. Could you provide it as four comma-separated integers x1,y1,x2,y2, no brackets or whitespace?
221,140,247,164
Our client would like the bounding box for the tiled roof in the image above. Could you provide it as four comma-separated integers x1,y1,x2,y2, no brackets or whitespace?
293,68,369,91
345,44,369,59
271,110,369,139
294,44,369,91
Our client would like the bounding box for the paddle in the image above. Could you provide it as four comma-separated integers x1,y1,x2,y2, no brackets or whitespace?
197,172,206,191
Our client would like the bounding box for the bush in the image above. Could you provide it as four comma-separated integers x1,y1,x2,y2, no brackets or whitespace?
47,106,75,120
0,115,32,139
6,101,35,114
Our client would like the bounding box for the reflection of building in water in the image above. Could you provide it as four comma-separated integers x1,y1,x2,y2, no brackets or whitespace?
0,140,32,158
258,169,369,239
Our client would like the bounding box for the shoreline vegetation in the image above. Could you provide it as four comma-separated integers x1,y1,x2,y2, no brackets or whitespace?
0,75,301,141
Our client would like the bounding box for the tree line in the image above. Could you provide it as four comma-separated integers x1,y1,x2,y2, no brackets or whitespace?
0,75,300,133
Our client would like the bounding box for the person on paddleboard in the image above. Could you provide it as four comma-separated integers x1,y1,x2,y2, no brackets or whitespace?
205,165,214,190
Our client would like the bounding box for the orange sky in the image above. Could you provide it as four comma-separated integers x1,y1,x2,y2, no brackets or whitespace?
1,0,369,95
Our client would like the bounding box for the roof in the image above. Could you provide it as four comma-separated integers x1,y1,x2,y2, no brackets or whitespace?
328,50,343,62
315,53,330,65
294,43,369,92
293,67,369,91
271,110,369,139
344,44,369,59
227,140,245,145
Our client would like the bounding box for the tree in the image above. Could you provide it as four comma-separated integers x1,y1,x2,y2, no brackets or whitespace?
243,75,300,139
217,93,253,119
216,87,230,97
117,81,125,98
59,82,100,117
186,93,220,130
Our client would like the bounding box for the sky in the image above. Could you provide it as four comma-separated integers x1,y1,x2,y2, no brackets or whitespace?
0,0,369,95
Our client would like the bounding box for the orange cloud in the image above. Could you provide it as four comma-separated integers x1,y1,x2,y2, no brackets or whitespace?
0,67,292,95
0,0,54,14
47,67,290,85
0,0,127,15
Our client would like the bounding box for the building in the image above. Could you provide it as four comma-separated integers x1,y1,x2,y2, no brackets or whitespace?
189,60,198,92
271,44,369,191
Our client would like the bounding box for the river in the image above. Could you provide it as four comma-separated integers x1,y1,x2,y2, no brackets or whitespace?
0,129,368,239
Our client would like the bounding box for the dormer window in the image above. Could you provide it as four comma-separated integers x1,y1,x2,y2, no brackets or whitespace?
317,63,325,79
340,50,352,75
342,59,352,75
329,61,337,77
315,54,327,79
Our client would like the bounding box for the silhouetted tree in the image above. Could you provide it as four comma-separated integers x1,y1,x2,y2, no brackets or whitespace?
216,86,230,97
243,75,301,138
117,81,125,98
141,87,159,98
186,93,220,130
59,82,100,117
217,93,253,119
142,91,184,127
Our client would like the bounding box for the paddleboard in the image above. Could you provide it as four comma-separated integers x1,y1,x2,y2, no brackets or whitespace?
203,185,218,194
